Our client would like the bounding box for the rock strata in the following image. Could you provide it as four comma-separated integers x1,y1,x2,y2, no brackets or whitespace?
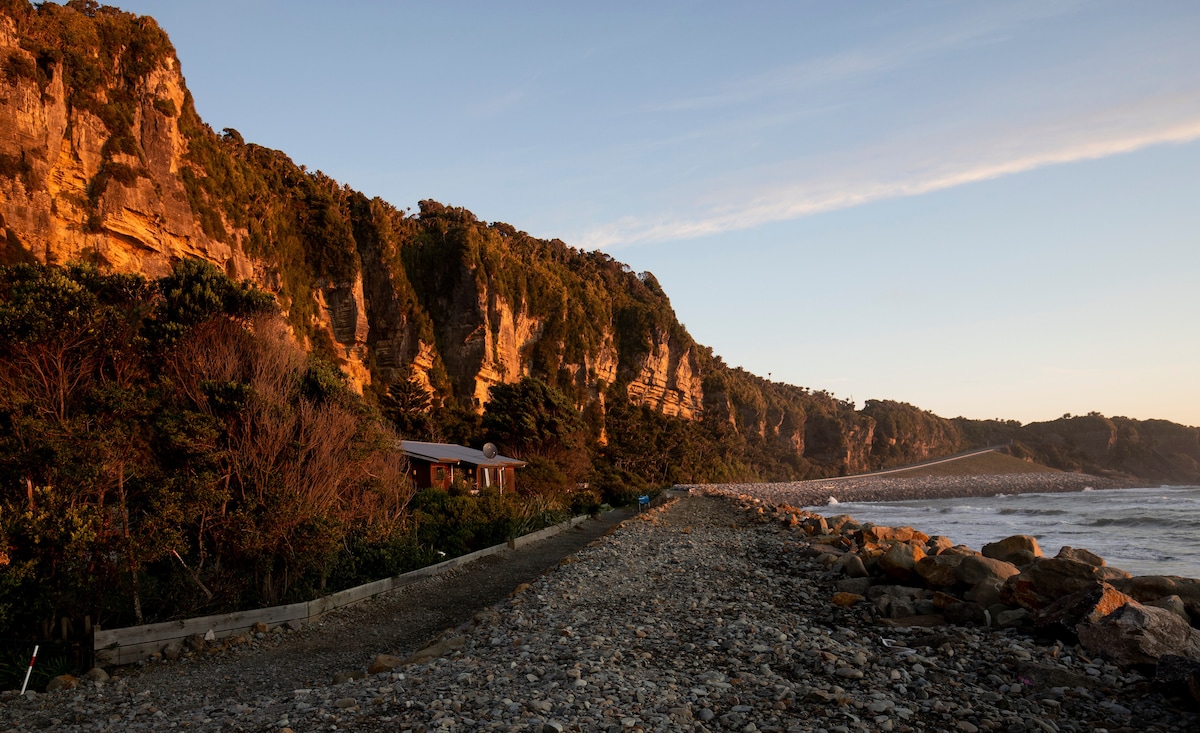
2,489,1197,731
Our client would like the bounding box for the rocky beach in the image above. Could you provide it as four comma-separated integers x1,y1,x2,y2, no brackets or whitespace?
3,479,1198,732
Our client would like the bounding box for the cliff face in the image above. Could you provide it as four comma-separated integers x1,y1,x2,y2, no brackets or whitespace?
0,12,244,278
2,3,1194,485
0,1,705,430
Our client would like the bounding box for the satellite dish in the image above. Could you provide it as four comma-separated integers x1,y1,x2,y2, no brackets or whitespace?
481,442,498,459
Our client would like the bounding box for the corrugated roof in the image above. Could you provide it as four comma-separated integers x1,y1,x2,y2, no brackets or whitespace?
399,440,527,468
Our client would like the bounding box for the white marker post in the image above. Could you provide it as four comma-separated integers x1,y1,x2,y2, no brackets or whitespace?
19,645,38,695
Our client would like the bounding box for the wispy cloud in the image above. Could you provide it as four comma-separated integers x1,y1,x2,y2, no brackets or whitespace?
577,106,1200,250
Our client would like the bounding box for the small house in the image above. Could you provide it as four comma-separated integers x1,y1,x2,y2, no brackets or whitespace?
400,440,526,492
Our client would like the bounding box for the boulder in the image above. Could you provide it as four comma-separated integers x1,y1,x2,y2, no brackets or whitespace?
926,536,954,554
841,554,869,579
867,585,930,619
836,577,873,595
825,515,858,532
878,541,926,582
857,524,928,545
866,585,930,603
1147,594,1190,621
940,545,981,557
1155,655,1200,704
800,515,828,536
965,579,1004,607
954,556,1020,587
1030,582,1133,632
1096,566,1132,582
1078,602,1200,666
916,554,964,588
1112,576,1200,620
1001,557,1102,611
932,592,986,625
1056,546,1104,566
995,608,1031,628
982,535,1042,565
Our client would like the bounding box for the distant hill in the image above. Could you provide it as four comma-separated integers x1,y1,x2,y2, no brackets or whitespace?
1,1,1196,485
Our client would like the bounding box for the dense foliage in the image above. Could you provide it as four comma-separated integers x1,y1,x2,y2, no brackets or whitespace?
0,261,416,642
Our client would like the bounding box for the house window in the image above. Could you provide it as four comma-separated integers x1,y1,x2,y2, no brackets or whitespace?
434,466,445,483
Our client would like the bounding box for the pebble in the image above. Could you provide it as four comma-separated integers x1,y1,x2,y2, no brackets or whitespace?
1,490,1194,732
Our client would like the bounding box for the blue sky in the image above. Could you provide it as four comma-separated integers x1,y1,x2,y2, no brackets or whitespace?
116,1,1200,427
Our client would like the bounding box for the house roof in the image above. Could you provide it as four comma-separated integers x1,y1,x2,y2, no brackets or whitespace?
399,440,527,468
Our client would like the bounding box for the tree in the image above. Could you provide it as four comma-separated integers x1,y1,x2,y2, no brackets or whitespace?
482,378,590,493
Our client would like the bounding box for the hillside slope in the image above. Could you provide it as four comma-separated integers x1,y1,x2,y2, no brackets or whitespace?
1,1,1196,484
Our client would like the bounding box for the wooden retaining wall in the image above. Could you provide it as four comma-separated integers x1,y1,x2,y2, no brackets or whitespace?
94,514,591,666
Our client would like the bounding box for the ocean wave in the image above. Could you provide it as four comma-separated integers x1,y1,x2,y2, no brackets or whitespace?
1089,515,1200,529
997,508,1068,516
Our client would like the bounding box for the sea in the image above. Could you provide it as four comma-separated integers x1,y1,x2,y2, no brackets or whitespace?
813,484,1200,579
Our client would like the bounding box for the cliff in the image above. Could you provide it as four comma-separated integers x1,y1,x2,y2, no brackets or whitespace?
1,2,1196,484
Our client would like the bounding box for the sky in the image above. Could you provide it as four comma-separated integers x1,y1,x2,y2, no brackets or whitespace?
114,0,1200,428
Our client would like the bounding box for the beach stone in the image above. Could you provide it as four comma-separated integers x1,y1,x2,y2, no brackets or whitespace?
982,535,1043,565
1078,602,1200,666
333,670,367,684
368,654,403,674
916,554,963,587
1056,546,1105,566
955,556,1020,587
162,641,183,661
82,667,109,683
879,542,926,582
185,633,207,651
833,592,865,607
405,635,466,665
45,674,78,692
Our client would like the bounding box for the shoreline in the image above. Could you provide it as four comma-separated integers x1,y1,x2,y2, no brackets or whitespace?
680,471,1140,508
3,494,1196,732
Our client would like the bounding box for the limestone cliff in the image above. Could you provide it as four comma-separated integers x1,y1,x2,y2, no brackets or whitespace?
0,2,706,427
3,2,1194,485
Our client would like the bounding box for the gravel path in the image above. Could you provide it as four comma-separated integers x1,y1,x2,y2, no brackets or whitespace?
3,487,1196,732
